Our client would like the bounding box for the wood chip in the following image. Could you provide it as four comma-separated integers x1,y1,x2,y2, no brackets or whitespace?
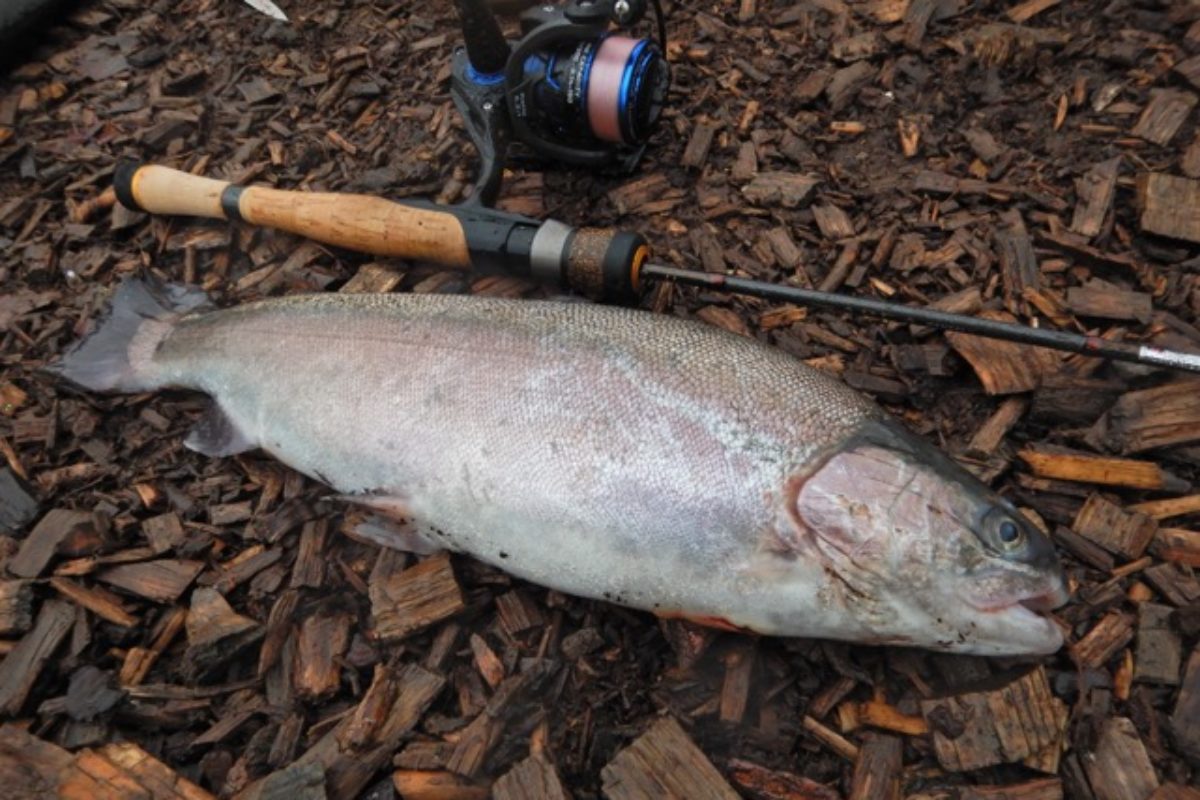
0,579,34,636
0,723,75,796
967,397,1028,457
243,663,444,799
1136,173,1200,244
727,759,840,800
681,121,719,169
392,770,489,799
1072,611,1136,668
1135,603,1181,686
1007,0,1061,23
919,667,1067,772
1088,379,1200,455
1071,158,1120,238
369,552,465,641
0,599,74,715
1171,646,1200,762
98,559,204,603
294,610,351,699
1066,280,1152,324
849,733,902,800
946,311,1060,394
1083,717,1160,800
742,172,820,208
1131,90,1197,146
1070,494,1159,559
50,577,138,627
492,753,571,800
495,590,544,636
601,716,739,800
719,642,755,723
9,508,95,578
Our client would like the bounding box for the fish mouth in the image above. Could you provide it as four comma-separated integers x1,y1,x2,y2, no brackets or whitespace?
964,575,1071,616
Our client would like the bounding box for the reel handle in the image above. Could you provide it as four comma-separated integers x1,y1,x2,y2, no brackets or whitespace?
112,162,647,302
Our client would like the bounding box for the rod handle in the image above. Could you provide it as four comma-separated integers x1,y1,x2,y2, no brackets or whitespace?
113,162,473,269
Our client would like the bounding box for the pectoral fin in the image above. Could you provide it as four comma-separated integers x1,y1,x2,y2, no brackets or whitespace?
184,403,256,457
338,494,451,555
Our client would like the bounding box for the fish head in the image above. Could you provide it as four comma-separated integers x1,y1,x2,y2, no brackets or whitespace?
783,419,1068,655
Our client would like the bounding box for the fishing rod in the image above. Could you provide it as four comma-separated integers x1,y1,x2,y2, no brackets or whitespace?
111,162,1200,376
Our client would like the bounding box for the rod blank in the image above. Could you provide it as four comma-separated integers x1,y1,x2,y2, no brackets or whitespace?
641,263,1200,376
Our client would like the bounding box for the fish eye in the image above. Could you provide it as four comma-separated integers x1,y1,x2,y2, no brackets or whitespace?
998,520,1021,545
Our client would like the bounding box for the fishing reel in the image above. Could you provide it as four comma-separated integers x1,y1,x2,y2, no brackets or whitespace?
450,0,670,206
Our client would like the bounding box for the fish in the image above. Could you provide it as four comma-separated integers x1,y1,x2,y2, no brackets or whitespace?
51,277,1069,655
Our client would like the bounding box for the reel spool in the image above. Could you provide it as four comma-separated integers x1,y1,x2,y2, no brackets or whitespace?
451,0,670,205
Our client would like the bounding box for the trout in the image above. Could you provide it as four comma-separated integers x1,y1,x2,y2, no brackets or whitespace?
53,279,1069,655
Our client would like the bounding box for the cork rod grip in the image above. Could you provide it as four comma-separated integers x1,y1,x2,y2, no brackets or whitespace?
113,163,473,269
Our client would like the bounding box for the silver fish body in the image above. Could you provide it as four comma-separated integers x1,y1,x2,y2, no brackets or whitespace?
55,280,1069,655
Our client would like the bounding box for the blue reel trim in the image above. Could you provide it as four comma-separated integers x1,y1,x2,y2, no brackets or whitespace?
617,39,649,142
467,63,506,86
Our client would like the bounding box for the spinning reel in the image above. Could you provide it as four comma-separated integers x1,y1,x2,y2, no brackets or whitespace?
450,0,670,206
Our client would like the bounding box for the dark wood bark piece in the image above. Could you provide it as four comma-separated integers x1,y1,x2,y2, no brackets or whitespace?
294,610,351,699
825,61,874,112
849,733,902,800
242,761,324,800
1175,55,1200,91
1066,281,1152,324
1143,563,1200,607
0,579,34,635
183,587,263,682
0,468,38,534
290,519,327,589
1136,173,1200,244
741,172,820,208
0,599,74,715
239,663,444,800
9,509,94,578
1030,374,1125,426
142,512,186,554
0,723,74,797
369,552,465,641
1071,158,1120,238
1151,786,1200,800
1083,717,1159,800
966,397,1027,457
812,205,854,240
959,778,1063,800
50,577,138,627
1170,645,1200,762
1072,494,1159,559
392,770,488,799
1071,612,1135,669
98,559,204,603
492,754,572,800
726,759,840,800
495,590,544,636
1131,90,1197,146
918,667,1067,772
946,311,1060,394
600,716,739,800
719,642,755,723
447,660,560,778
1135,603,1181,686
681,121,719,169
1088,379,1200,455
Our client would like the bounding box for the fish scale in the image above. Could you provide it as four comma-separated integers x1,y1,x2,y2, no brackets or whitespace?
53,279,1070,655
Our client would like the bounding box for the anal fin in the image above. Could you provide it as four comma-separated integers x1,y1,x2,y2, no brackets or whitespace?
184,402,257,457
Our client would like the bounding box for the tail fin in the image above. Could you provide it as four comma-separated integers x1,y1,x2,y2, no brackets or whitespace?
49,276,211,393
